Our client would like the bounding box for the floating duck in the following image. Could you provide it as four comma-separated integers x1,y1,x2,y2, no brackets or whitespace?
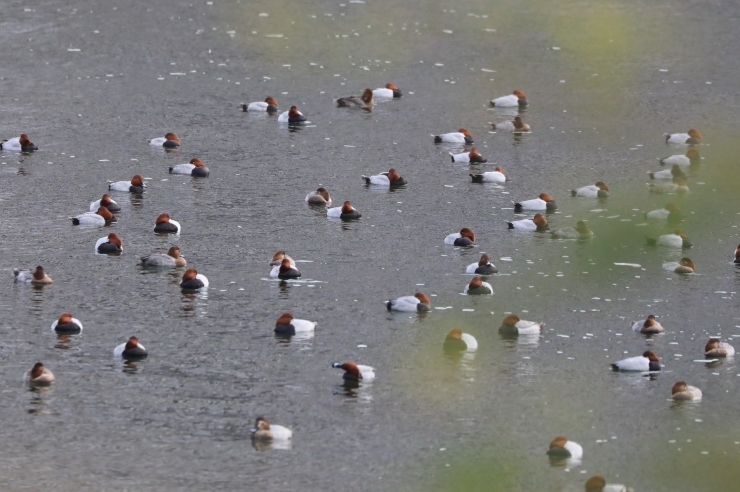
450,147,487,163
169,158,209,177
13,266,52,285
278,106,307,124
305,187,331,205
514,193,556,212
180,268,209,290
611,350,660,371
647,178,689,194
491,115,530,132
269,251,294,268
584,474,631,492
327,201,361,220
550,220,593,239
336,88,374,109
386,292,432,312
644,203,682,225
274,312,317,336
108,174,146,193
646,230,692,249
464,275,493,295
546,435,583,461
662,257,695,274
649,164,686,180
373,82,402,99
89,193,121,213
571,181,609,198
114,336,148,359
671,381,702,401
95,233,123,254
630,315,664,334
149,132,180,148
251,417,292,440
25,362,55,385
242,96,278,113
153,212,181,234
466,253,498,275
490,90,528,108
71,207,116,226
331,361,375,381
362,168,407,186
443,328,478,352
499,314,544,335
433,128,474,144
1,133,37,152
273,258,301,279
51,312,83,334
140,246,187,267
704,338,735,357
470,166,506,183
659,148,700,168
665,128,702,145
508,213,549,231
444,227,476,246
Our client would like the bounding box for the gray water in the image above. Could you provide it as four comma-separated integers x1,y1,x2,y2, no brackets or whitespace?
2,0,739,490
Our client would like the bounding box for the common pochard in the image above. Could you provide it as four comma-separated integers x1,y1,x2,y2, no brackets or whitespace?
108,174,146,193
169,158,209,177
25,362,55,385
251,417,292,440
508,213,549,231
499,314,544,335
327,201,361,220
466,253,498,275
464,275,493,295
662,257,695,274
704,338,735,357
491,116,530,132
373,82,402,99
362,168,408,186
51,312,83,334
386,292,432,312
443,328,478,352
664,128,702,145
550,221,594,239
243,96,279,113
671,381,702,401
153,213,181,234
470,166,506,183
89,193,121,213
433,128,474,144
444,227,476,247
645,230,692,249
611,350,660,371
450,147,487,163
274,312,317,336
336,88,374,109
1,133,37,152
71,207,116,226
331,361,375,381
149,132,180,148
630,315,664,334
95,233,123,254
305,187,331,205
114,336,148,359
140,246,187,267
514,193,557,212
180,268,209,289
571,181,609,198
13,266,52,285
490,90,528,108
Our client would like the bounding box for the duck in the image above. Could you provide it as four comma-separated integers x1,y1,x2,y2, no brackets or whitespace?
490,90,528,108
153,212,181,234
327,201,361,220
443,328,478,352
665,128,702,145
647,178,689,194
662,257,695,274
659,148,700,168
51,312,83,334
140,246,187,267
444,227,476,247
25,362,55,386
180,268,209,289
71,206,116,226
114,336,148,359
148,132,180,148
305,187,331,205
466,253,498,275
450,147,487,163
336,88,374,109
251,417,292,440
671,381,702,401
95,233,123,254
331,361,376,381
491,116,530,132
242,96,279,113
89,193,121,213
386,292,432,312
274,312,317,336
169,158,209,177
507,213,549,231
630,315,664,334
272,258,301,279
470,166,506,183
433,128,474,144
277,106,307,124
649,164,686,180
611,350,660,371
1,133,38,152
734,244,740,264
362,168,407,186
546,436,583,460
13,266,52,285
464,275,493,295
269,250,295,268
571,181,610,198
514,193,557,212
704,338,735,357
644,203,682,225
499,314,544,335
373,82,402,99
108,174,146,193
646,229,692,249
550,220,594,239
584,474,631,492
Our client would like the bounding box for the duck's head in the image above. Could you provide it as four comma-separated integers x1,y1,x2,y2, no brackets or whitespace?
155,212,171,225
458,128,472,138
167,246,182,259
643,350,660,362
315,187,330,201
32,266,47,280
341,201,355,214
533,213,548,229
165,132,180,143
190,158,205,167
704,338,720,352
361,88,374,104
539,192,554,202
679,257,696,271
459,227,475,242
131,174,145,187
182,268,198,282
265,96,278,106
671,381,688,395
107,233,122,249
478,253,491,266
502,314,521,326
30,362,45,379
414,292,431,304
276,312,293,325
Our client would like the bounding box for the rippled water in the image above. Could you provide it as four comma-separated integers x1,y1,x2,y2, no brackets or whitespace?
2,0,739,490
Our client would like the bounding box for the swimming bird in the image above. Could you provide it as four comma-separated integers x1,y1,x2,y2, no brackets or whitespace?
362,168,407,186
645,230,692,249
169,158,209,177
13,266,52,285
450,147,487,163
546,436,583,460
274,312,317,336
274,258,301,279
277,106,307,124
470,166,506,183
25,362,55,385
644,203,682,225
444,228,476,247
464,276,493,295
630,315,664,334
242,96,279,113
327,201,361,220
51,312,83,334
108,174,146,193
336,88,374,109
373,82,402,99
671,381,702,401
490,89,528,108
140,246,186,267
647,178,688,194
499,314,544,335
95,233,123,254
114,336,148,359
550,220,593,239
149,132,180,148
180,268,209,289
443,328,478,352
89,193,121,212
659,148,700,168
71,207,116,226
514,193,556,212
662,257,695,274
665,128,702,145
649,164,686,180
491,116,530,132
611,350,660,371
571,181,609,198
584,474,631,492
704,338,735,357
386,292,432,312
305,187,331,205
331,361,375,381
153,213,181,234
433,128,474,144
466,253,498,275
508,213,549,231
251,417,292,440
1,133,38,152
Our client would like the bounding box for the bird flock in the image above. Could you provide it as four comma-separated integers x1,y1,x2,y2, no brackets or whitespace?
5,77,738,491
